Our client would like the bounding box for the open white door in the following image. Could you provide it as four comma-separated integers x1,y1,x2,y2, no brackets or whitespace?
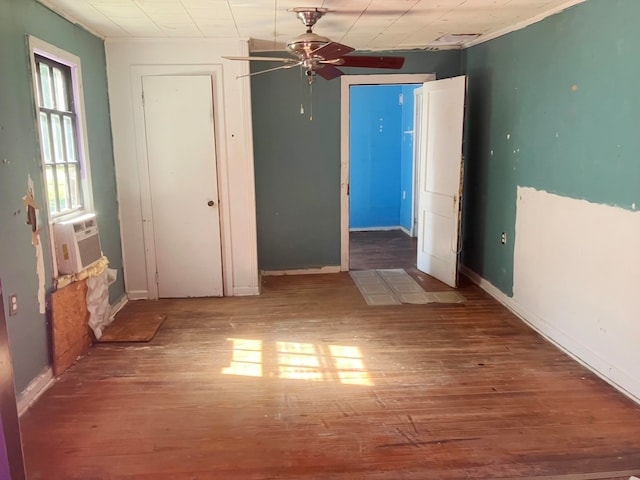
142,75,223,298
416,75,466,288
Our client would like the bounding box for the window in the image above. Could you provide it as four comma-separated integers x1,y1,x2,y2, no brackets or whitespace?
34,55,82,216
29,37,93,220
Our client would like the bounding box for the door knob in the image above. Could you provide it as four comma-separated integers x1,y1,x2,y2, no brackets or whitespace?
207,200,215,207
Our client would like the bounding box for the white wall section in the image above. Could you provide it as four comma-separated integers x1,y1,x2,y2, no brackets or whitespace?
106,38,259,297
513,186,640,400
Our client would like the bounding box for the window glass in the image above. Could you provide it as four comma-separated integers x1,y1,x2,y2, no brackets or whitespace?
34,54,85,217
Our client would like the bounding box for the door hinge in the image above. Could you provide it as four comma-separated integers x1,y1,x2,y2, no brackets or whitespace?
347,183,350,195
142,91,145,106
155,271,159,285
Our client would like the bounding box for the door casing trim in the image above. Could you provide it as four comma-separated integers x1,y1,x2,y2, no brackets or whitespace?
340,73,436,271
131,65,231,298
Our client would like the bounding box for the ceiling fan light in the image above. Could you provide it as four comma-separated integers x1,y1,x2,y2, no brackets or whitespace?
286,32,330,59
225,7,405,84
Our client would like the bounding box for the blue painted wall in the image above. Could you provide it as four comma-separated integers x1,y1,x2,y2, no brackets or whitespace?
462,0,640,295
349,84,421,232
400,85,421,232
0,0,124,393
349,85,403,229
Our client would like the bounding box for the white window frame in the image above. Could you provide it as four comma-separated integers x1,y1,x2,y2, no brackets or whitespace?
28,36,95,223
28,36,96,278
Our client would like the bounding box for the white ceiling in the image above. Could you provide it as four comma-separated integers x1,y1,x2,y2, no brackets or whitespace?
39,0,585,51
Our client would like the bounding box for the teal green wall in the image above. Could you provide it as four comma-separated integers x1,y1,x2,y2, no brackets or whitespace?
252,50,463,270
462,0,640,295
0,0,124,392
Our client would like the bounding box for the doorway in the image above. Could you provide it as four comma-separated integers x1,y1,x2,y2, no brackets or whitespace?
340,74,436,271
348,83,420,271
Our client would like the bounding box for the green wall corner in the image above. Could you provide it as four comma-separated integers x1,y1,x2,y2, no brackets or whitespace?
462,0,640,295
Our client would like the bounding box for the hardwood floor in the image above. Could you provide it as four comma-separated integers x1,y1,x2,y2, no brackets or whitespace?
349,229,458,292
349,230,418,271
19,233,640,479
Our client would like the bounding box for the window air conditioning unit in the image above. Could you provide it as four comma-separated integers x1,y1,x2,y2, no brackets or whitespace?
53,213,103,275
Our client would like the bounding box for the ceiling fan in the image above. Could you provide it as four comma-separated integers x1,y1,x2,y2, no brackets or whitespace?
223,7,405,84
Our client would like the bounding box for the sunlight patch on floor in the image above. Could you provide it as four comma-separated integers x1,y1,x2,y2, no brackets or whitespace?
222,338,373,386
221,338,263,377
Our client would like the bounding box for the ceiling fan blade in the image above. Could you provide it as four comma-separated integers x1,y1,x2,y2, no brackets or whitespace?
223,55,298,64
311,42,355,60
339,55,405,69
316,64,344,80
236,62,302,79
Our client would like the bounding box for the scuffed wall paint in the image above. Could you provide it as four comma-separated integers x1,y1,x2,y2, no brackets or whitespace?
513,186,640,400
1,0,124,394
22,176,45,314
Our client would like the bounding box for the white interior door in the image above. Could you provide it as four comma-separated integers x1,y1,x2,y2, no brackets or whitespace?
416,75,466,288
142,75,223,297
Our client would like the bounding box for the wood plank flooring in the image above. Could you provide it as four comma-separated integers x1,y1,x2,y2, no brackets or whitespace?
19,232,640,479
350,230,419,272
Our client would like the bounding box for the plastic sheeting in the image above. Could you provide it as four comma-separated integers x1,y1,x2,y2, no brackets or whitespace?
86,268,117,339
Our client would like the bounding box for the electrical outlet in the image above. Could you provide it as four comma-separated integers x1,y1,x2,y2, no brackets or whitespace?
500,232,507,245
9,294,18,316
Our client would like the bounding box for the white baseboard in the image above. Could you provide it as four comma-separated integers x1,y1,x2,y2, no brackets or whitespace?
128,288,261,298
262,266,341,276
349,226,401,232
17,367,54,416
233,286,260,296
127,290,148,300
110,293,128,318
460,265,640,405
399,226,413,237
349,226,413,236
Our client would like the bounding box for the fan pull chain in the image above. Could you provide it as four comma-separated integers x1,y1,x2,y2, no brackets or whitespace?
299,67,305,115
309,81,313,122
